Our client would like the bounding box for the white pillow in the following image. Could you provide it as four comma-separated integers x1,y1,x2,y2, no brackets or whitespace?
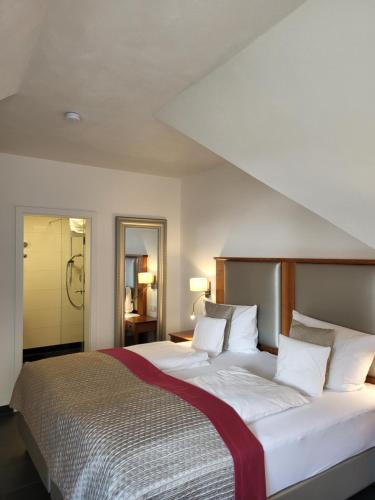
192,316,226,357
227,305,258,353
274,335,331,397
293,310,375,391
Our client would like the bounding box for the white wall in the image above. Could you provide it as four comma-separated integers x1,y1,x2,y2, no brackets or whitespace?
3,154,375,405
160,0,375,249
0,153,181,405
180,164,375,328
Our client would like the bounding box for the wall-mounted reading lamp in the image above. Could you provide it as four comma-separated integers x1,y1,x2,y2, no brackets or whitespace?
138,272,157,289
189,277,211,320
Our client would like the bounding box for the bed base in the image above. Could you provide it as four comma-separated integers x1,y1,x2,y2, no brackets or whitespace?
269,449,375,500
18,413,50,491
18,414,374,500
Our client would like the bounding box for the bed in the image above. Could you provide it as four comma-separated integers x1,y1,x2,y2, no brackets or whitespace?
215,257,375,498
11,257,375,499
168,347,375,498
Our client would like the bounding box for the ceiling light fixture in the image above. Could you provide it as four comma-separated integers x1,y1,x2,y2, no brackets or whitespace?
64,111,81,122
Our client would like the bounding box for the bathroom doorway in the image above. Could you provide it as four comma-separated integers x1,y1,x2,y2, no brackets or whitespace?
22,215,89,362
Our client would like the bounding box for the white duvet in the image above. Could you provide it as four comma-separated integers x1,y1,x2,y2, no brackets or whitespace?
125,341,209,371
187,366,309,423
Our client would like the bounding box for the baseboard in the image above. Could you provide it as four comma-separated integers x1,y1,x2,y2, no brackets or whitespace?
23,342,84,362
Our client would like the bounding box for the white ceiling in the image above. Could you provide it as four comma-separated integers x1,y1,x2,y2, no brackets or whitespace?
0,0,305,176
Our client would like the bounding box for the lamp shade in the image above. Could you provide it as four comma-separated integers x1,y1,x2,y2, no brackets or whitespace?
189,277,209,292
138,272,154,284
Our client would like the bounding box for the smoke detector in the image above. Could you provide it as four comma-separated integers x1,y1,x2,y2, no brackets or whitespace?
64,111,81,122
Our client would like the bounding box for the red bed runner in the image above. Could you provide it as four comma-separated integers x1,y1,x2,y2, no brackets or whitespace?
100,347,266,500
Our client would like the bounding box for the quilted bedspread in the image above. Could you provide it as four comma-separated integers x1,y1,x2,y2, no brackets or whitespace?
10,350,265,500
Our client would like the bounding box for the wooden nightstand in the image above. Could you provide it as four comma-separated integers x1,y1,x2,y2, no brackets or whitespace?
124,315,157,345
169,330,194,343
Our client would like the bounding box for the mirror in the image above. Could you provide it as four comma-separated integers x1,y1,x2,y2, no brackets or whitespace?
115,217,167,347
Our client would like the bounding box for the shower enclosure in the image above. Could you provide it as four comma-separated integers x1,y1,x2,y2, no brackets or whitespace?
23,215,87,362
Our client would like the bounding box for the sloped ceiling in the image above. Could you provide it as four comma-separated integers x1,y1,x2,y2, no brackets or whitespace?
0,0,305,176
159,0,375,247
0,0,47,101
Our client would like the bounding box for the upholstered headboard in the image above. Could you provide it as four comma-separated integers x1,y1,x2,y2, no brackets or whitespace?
216,257,375,383
216,259,281,349
294,262,375,379
295,263,375,334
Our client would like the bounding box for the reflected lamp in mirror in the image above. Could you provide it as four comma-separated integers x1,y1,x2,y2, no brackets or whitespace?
138,271,156,288
189,277,211,320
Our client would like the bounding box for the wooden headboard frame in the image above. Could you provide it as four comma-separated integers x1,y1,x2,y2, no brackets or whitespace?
215,257,375,385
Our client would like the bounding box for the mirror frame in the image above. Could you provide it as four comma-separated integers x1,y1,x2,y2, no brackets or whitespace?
115,217,167,347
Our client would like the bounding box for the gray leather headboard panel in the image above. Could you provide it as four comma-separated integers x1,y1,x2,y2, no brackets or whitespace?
223,261,281,348
295,264,375,334
295,263,375,378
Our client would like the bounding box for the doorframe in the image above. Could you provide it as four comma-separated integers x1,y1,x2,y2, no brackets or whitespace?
14,206,97,382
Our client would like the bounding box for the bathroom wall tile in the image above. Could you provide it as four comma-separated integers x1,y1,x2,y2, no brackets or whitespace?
23,306,60,331
61,220,72,253
61,299,83,325
24,269,61,291
23,290,60,312
23,251,61,272
23,326,60,349
24,216,62,234
24,232,62,252
71,235,84,256
23,215,86,349
61,323,83,343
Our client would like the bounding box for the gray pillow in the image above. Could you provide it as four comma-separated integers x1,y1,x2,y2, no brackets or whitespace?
205,301,234,351
290,319,335,380
289,319,335,348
